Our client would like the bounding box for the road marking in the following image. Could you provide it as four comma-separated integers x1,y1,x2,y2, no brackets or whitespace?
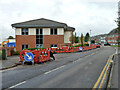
92,54,113,89
44,65,65,74
115,47,118,54
9,81,26,88
1,66,18,72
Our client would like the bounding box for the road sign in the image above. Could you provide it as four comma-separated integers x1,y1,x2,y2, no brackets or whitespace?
24,52,34,62
79,47,83,51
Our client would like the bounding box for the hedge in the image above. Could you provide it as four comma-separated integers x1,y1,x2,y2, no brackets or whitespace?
70,44,89,47
23,48,46,50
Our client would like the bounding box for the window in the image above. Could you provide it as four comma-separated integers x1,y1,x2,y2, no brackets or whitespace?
36,44,43,48
22,44,28,50
50,44,57,48
22,28,28,35
36,28,43,48
50,28,57,35
36,28,42,35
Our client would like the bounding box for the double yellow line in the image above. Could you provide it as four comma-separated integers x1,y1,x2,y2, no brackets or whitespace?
92,54,114,90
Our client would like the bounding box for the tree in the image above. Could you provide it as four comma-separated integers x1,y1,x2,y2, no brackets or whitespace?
75,32,79,43
69,32,75,44
84,32,90,42
8,36,14,39
80,33,84,46
91,40,95,44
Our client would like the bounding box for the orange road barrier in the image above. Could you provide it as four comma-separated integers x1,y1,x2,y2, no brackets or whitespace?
20,45,99,64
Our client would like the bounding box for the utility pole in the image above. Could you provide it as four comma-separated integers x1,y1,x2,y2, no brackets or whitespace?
89,30,92,46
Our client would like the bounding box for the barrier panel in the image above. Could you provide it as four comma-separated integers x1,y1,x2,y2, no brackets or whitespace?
20,49,50,63
20,45,99,64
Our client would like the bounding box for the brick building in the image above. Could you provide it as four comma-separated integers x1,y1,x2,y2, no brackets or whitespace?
12,18,75,51
106,34,119,45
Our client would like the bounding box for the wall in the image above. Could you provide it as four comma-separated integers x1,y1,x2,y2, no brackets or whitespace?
64,31,72,43
15,28,21,35
16,35,36,51
43,35,64,48
29,28,36,35
15,27,70,50
15,28,64,35
2,47,15,56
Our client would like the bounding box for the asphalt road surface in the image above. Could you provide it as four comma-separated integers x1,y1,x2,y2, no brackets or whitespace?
2,46,116,89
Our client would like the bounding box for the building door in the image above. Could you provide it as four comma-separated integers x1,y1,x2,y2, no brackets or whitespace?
36,28,43,48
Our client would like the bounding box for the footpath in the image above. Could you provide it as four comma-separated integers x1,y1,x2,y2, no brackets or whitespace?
107,47,119,89
0,55,21,70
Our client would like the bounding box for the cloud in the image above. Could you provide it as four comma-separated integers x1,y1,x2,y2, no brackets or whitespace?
0,0,118,42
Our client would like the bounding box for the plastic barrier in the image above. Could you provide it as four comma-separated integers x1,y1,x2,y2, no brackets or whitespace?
20,49,50,63
20,45,99,64
20,50,30,62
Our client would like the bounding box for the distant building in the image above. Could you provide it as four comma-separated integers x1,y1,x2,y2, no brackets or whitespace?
106,34,118,45
91,34,107,44
11,18,75,51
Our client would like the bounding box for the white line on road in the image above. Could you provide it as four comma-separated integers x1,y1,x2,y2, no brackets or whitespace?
44,65,65,74
9,81,26,88
115,47,118,54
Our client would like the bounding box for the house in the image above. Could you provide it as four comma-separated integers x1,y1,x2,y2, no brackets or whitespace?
106,34,118,45
91,34,107,44
11,18,75,51
106,28,119,45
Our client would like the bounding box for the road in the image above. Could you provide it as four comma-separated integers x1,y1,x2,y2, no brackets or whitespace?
2,46,115,89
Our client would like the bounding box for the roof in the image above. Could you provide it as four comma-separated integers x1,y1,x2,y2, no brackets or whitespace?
66,26,75,31
11,18,75,31
12,18,67,28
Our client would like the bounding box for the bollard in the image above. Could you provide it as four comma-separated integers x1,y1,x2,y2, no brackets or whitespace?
2,49,7,60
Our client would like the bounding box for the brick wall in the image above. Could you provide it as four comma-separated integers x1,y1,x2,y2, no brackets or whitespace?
16,35,36,51
43,35,64,48
2,47,15,56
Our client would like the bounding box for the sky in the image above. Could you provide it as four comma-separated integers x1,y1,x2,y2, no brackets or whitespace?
0,0,119,43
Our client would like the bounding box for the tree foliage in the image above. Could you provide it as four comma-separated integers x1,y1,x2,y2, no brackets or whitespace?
75,32,79,43
8,36,14,39
69,32,75,44
80,33,84,46
84,32,90,42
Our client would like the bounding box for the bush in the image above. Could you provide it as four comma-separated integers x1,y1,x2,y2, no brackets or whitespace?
84,44,89,46
70,44,89,47
24,48,46,50
13,51,20,55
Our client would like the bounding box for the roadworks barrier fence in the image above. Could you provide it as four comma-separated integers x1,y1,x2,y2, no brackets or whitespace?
20,45,100,64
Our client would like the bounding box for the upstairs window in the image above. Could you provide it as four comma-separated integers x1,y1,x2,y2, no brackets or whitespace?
36,28,42,35
22,28,28,35
50,28,57,35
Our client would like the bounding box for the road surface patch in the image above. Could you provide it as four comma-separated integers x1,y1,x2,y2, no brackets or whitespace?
92,54,114,89
9,81,26,88
44,65,65,74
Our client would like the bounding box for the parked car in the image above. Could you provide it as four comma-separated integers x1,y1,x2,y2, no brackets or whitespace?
104,43,111,46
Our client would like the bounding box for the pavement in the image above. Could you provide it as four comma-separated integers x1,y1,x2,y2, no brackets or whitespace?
109,47,119,89
0,55,21,70
1,46,116,89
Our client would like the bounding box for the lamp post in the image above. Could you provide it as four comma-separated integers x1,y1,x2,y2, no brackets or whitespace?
88,30,92,46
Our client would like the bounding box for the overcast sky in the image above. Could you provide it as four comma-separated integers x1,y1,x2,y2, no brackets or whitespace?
0,0,119,42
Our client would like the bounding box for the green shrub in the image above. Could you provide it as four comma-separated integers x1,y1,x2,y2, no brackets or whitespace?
71,44,89,47
84,44,89,46
13,51,20,55
24,48,46,50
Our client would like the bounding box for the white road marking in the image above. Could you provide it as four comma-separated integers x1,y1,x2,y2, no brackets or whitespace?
1,66,18,72
44,65,65,74
115,48,118,54
9,81,26,88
